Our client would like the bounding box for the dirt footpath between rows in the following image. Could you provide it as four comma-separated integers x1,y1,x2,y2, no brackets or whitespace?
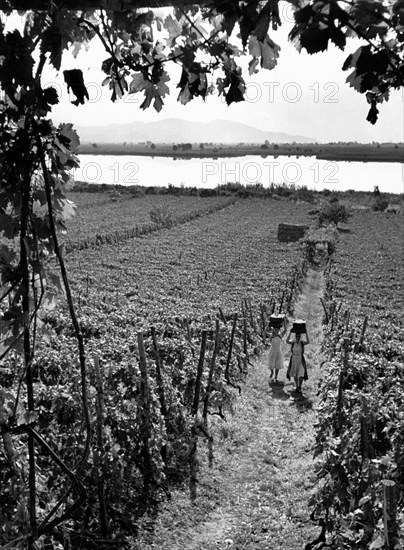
134,266,326,550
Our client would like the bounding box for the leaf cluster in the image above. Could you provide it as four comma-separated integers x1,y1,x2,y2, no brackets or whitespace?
4,0,404,120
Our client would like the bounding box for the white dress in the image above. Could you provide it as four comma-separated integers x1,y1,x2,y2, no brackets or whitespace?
289,342,305,378
268,335,284,370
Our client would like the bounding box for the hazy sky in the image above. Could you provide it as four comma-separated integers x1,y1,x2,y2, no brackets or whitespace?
5,7,404,143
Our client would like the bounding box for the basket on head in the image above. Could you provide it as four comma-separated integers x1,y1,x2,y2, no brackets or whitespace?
269,314,285,329
291,319,306,333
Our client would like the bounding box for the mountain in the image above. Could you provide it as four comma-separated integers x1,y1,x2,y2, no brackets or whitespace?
75,118,316,144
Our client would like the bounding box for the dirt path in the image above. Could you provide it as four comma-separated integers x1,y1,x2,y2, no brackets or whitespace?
134,266,326,550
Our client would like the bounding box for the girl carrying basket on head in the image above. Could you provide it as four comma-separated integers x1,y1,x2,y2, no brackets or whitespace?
286,321,310,395
268,315,287,384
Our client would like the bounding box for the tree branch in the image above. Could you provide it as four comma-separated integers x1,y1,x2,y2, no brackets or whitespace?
35,127,93,476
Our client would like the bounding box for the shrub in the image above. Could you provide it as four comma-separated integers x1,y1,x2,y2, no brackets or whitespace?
149,205,173,227
275,183,294,197
296,185,315,203
318,203,350,226
199,188,217,197
372,196,389,212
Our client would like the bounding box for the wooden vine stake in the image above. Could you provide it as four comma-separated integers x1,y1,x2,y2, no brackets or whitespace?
92,354,108,536
360,398,374,461
137,331,153,501
242,301,248,371
320,297,329,324
189,330,207,502
151,326,167,464
203,320,220,467
260,304,267,343
382,480,397,549
247,298,256,332
278,290,285,313
225,314,237,383
354,315,368,352
218,306,227,324
336,337,350,434
344,310,350,332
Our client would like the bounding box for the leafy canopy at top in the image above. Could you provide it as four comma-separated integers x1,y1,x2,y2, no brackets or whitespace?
1,0,404,122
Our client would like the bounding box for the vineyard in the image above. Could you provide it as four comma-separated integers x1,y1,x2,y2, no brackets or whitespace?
62,192,236,252
0,193,312,549
1,0,404,547
309,208,404,549
1,187,403,549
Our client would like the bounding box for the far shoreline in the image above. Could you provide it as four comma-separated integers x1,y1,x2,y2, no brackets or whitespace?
78,142,404,164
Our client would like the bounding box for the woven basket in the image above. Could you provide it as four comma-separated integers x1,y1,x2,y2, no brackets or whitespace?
269,314,285,328
291,319,306,333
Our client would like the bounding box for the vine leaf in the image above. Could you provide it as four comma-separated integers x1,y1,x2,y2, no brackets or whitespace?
63,69,89,106
0,213,20,240
59,123,80,151
53,197,77,231
366,93,379,124
129,73,150,94
0,30,34,87
369,535,385,549
164,14,182,47
41,24,63,71
177,64,208,105
48,272,64,295
129,70,170,112
248,35,280,74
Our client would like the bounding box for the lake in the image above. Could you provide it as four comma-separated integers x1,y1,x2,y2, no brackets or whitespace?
74,154,403,194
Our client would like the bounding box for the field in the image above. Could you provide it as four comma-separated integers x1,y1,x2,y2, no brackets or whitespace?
309,208,404,548
62,192,235,250
78,142,404,163
1,190,403,549
0,192,312,548
63,195,311,325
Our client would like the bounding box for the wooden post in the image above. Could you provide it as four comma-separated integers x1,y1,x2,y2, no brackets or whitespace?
383,480,397,549
278,290,285,313
225,314,237,382
185,317,192,340
151,327,167,417
344,310,350,332
137,331,153,499
360,399,374,460
243,312,248,372
320,297,329,324
335,368,344,434
360,315,368,345
184,318,195,358
151,326,168,464
189,330,208,501
203,321,220,468
218,307,226,324
355,315,369,352
93,355,108,536
336,337,350,434
203,322,219,422
192,330,207,416
248,298,256,332
260,304,266,342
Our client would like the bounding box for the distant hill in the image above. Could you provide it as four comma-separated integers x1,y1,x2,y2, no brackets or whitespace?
75,118,317,144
